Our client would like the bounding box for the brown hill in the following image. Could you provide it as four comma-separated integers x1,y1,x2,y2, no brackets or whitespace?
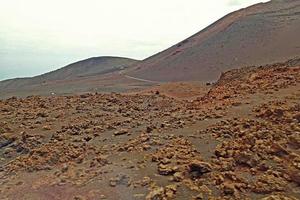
126,0,300,82
1,0,300,99
0,57,139,98
0,56,137,90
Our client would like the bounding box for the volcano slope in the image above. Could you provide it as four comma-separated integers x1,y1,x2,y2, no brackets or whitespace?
0,60,299,200
126,0,300,82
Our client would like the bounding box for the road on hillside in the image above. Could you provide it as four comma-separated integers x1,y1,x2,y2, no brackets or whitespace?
124,75,161,84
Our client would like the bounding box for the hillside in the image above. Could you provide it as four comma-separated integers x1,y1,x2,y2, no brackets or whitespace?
0,56,137,90
126,0,300,82
0,57,139,98
40,56,138,81
1,1,300,98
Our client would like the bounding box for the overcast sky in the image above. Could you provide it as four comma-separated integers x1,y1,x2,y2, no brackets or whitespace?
0,0,269,80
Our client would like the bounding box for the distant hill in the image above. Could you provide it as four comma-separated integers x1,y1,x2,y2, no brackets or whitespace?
126,0,300,82
0,56,138,91
1,0,300,99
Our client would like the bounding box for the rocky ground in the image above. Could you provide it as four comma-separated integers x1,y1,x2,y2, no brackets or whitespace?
0,62,299,200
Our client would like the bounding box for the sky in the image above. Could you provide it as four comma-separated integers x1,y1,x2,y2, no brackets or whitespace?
0,0,269,80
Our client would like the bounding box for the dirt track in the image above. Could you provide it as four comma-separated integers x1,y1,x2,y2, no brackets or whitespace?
124,75,162,84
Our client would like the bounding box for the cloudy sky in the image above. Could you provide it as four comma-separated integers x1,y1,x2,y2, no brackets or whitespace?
0,0,269,80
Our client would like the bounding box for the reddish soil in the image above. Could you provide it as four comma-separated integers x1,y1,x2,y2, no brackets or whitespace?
0,61,299,199
131,82,211,100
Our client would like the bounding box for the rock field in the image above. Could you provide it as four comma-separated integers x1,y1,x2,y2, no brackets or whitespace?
0,62,299,199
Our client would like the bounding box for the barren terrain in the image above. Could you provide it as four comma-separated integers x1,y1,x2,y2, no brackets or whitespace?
1,1,300,98
0,60,299,200
127,0,300,82
0,57,139,99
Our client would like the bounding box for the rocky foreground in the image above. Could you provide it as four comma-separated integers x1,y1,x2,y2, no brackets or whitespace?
0,61,299,200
